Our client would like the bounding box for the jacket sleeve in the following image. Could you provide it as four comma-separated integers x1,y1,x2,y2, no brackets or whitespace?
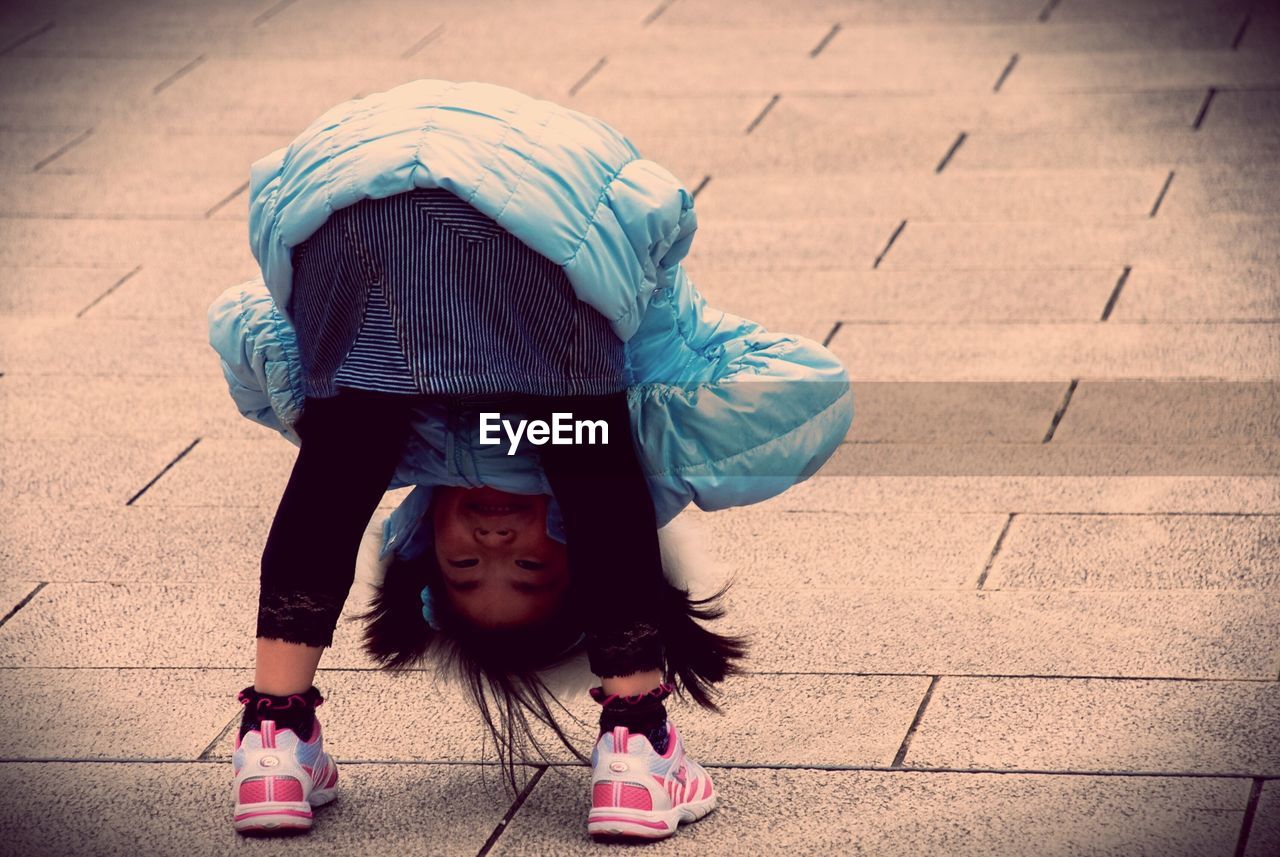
626,263,853,520
206,276,306,447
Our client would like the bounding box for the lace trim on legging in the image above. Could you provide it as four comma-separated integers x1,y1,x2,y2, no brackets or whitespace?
256,588,346,649
586,620,665,679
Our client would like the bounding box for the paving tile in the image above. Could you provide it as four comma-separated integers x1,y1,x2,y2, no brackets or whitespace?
124,437,299,507
1002,50,1280,93
696,170,1165,221
688,267,1121,322
1052,0,1252,22
497,767,1249,856
783,475,1280,515
68,262,263,321
882,220,1280,269
0,500,406,588
662,0,1045,25
595,22,834,57
826,322,1280,381
409,19,646,65
6,21,244,58
0,582,272,668
0,762,510,857
820,441,1280,477
657,130,960,175
53,0,273,29
0,128,91,171
46,130,287,176
0,266,136,316
1112,267,1280,321
0,372,265,440
0,504,273,583
554,93,775,139
987,514,1280,589
0,218,247,269
688,219,897,270
206,671,930,768
586,49,1009,95
950,129,1280,169
846,382,1065,442
1160,167,1280,218
718,588,1280,678
1245,781,1280,857
0,9,58,33
0,580,39,616
906,677,1280,775
0,172,236,219
0,669,238,760
0,438,205,506
0,55,191,104
1201,88,1280,129
1055,381,1280,444
0,315,216,376
9,583,1277,678
695,506,1009,588
758,91,1205,135
820,18,1243,54
140,55,595,131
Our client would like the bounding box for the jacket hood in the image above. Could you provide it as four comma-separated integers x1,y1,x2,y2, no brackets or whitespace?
248,78,697,343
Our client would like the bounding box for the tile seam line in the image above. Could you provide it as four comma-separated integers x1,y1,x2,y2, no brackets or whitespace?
205,181,250,219
401,23,445,59
0,582,47,629
197,710,242,760
809,23,841,58
14,758,1275,781
152,54,206,96
124,437,202,506
744,93,781,134
567,56,607,97
0,20,54,56
475,765,547,857
1148,171,1175,218
890,676,939,767
1234,777,1265,857
975,513,1014,590
31,127,93,173
252,0,298,27
1037,0,1061,23
1230,13,1251,51
75,264,142,319
641,0,675,26
993,53,1019,93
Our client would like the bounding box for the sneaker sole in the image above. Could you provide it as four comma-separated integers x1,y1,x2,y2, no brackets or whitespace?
233,787,337,835
588,793,718,840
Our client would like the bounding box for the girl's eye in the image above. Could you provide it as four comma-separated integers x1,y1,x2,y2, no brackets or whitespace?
447,559,479,568
515,560,545,570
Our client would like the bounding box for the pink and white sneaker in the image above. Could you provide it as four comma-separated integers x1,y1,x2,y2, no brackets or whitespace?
588,720,717,840
232,717,339,834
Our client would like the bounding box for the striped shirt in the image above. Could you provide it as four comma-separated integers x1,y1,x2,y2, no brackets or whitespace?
289,187,627,400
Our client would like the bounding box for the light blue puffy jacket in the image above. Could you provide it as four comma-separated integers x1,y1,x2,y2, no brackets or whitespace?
207,79,853,563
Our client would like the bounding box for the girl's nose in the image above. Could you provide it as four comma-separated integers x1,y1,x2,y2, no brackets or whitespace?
474,527,515,545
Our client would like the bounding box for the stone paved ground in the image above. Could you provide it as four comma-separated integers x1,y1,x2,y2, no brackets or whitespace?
1,0,1278,854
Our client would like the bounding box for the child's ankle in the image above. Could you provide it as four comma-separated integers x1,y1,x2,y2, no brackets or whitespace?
237,684,325,741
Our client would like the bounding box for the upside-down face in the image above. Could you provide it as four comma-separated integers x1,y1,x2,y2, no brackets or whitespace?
431,485,570,629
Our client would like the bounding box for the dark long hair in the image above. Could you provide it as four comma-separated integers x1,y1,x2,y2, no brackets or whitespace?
354,525,751,797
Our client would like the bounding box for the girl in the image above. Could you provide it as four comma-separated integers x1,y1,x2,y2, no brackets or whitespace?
208,78,853,842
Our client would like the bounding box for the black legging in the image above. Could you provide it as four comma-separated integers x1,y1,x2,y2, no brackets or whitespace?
257,386,665,675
